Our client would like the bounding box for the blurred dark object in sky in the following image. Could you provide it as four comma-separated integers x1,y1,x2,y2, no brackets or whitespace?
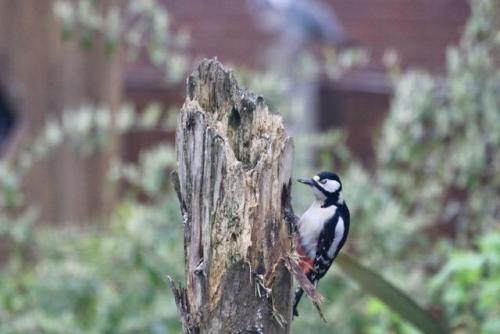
247,0,353,70
247,0,351,47
0,82,16,156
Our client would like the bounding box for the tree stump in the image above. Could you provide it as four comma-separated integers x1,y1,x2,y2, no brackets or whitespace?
171,59,295,333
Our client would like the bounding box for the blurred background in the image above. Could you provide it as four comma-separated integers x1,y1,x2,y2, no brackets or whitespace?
0,0,499,333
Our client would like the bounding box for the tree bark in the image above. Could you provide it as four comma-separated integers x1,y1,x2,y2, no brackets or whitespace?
172,59,294,334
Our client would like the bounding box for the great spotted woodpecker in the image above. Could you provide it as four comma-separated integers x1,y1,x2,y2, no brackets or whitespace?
293,171,350,317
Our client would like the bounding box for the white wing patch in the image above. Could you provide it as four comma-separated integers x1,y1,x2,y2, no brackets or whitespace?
327,217,345,258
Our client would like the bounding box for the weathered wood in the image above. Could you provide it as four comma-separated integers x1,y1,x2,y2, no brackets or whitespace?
172,59,295,333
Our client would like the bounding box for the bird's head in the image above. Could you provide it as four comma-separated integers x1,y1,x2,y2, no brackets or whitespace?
297,171,344,205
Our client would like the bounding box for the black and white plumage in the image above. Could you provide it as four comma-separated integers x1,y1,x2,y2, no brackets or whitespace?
293,171,350,317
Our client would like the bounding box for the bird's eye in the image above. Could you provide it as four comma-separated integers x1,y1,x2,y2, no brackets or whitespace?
320,179,327,184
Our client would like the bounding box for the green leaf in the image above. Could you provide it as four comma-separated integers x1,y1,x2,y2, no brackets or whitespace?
337,253,447,334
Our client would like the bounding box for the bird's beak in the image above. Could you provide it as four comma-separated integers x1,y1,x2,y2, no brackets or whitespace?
297,177,315,186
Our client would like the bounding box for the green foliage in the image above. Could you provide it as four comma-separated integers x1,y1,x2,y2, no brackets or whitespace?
431,231,500,333
0,102,181,334
293,0,499,333
0,200,184,333
336,254,446,334
53,0,190,82
377,0,500,242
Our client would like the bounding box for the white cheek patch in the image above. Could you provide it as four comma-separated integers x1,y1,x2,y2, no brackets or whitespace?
313,175,320,182
323,180,340,193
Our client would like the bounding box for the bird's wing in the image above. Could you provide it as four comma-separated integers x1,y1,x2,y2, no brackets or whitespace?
310,215,338,282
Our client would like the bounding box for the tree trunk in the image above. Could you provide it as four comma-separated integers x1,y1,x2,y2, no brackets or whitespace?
171,59,294,333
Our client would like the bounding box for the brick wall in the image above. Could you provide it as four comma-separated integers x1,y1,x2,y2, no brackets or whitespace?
151,0,469,72
125,0,469,89
328,0,469,71
123,0,470,162
162,0,272,68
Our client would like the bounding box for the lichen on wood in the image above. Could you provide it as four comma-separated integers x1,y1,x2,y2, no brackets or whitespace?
171,59,295,333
